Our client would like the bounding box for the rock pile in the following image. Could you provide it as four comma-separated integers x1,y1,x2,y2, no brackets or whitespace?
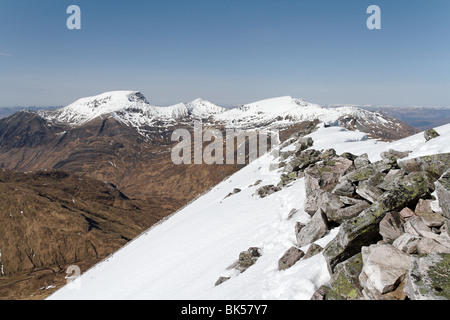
271,130,450,300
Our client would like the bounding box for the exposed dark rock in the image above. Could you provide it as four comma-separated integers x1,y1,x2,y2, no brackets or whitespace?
255,185,281,198
215,277,231,286
278,246,304,271
303,243,323,259
424,128,440,142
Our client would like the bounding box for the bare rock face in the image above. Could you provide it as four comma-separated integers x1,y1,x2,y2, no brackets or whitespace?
359,244,411,296
379,212,405,242
424,128,440,142
414,199,444,227
278,247,304,271
296,209,328,247
435,171,450,219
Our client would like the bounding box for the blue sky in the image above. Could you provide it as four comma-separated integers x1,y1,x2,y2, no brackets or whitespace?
0,0,449,107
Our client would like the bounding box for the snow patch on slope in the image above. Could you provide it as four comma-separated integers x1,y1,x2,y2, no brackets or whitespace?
49,123,450,300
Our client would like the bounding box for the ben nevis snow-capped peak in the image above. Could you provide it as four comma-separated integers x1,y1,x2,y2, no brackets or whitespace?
37,90,417,140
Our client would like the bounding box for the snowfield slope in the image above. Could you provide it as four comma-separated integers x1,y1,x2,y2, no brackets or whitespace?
48,123,450,300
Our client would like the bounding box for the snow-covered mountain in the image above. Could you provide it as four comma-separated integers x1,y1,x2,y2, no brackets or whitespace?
48,123,450,300
39,91,416,140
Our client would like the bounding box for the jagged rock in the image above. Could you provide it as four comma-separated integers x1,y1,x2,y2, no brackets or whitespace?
379,212,405,242
393,233,421,254
323,171,434,273
378,169,406,191
415,199,444,227
399,207,415,219
424,128,440,142
380,149,411,165
294,137,314,155
341,160,391,183
404,216,450,249
296,209,328,247
330,253,364,300
406,253,450,300
269,162,284,171
280,150,294,160
398,153,450,179
416,237,450,254
304,157,354,214
356,182,383,203
215,277,231,286
318,192,345,221
329,200,371,225
295,222,305,235
285,149,322,173
435,171,450,219
359,244,411,295
320,149,337,160
340,152,358,161
338,196,361,206
278,246,304,271
303,243,323,259
310,285,345,300
354,154,370,169
255,185,281,198
332,179,355,197
235,247,261,272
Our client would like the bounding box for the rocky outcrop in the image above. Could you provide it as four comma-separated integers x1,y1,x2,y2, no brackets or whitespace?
424,128,440,142
435,171,450,219
266,129,449,300
278,247,304,271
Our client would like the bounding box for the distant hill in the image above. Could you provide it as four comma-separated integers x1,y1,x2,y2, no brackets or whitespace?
0,106,60,119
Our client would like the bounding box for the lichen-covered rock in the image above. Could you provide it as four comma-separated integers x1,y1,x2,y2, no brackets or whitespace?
398,153,450,179
354,153,370,169
341,160,391,183
330,253,365,300
255,185,281,198
406,253,450,300
236,247,261,272
328,200,371,225
285,149,322,173
380,149,411,165
304,156,354,214
323,172,434,273
310,285,345,300
332,179,355,197
278,246,304,271
377,169,406,191
424,128,440,142
296,209,328,247
435,171,450,219
303,243,323,259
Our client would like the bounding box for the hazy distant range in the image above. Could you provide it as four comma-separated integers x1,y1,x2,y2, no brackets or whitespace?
326,105,450,131
1,104,449,132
